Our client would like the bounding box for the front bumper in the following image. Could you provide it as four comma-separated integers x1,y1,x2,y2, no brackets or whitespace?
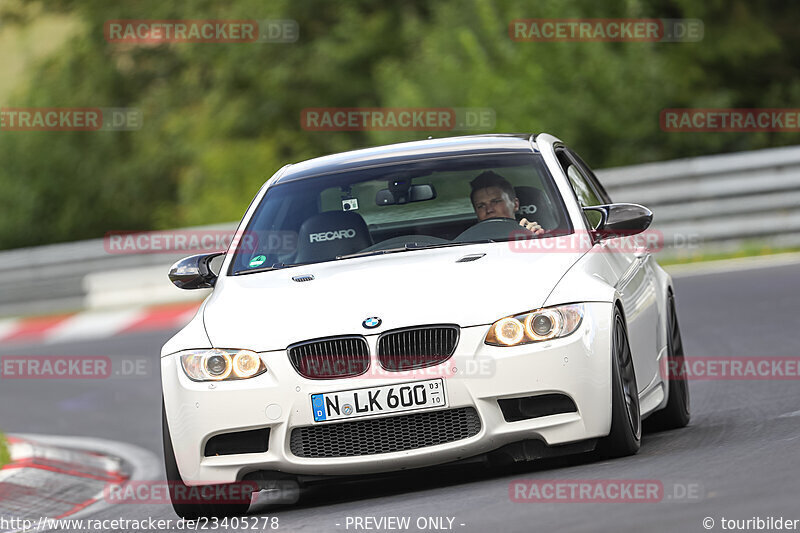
161,302,614,484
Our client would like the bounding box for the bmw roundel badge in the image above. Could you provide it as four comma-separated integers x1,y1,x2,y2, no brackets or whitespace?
362,317,382,329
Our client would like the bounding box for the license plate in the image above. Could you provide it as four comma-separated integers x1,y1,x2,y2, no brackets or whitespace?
311,379,446,422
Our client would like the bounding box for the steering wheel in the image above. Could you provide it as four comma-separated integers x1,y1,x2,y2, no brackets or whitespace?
453,217,532,242
477,217,517,223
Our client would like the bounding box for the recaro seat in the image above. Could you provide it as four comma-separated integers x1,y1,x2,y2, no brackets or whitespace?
514,186,560,230
294,211,373,263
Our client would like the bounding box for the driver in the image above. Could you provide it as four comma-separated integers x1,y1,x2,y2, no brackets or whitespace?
470,171,544,234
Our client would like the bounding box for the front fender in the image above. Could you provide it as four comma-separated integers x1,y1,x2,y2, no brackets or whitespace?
543,251,620,308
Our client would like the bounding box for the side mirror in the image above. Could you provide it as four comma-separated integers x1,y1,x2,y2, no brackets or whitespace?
582,203,653,241
168,252,224,289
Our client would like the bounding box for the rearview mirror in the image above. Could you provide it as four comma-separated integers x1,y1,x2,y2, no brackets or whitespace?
168,252,224,289
582,203,653,241
376,184,436,205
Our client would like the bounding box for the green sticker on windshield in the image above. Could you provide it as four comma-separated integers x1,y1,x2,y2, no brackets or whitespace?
249,255,267,268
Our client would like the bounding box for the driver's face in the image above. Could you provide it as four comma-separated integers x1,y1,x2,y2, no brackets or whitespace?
472,186,519,221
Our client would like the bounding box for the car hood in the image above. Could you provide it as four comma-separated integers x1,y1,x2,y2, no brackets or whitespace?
203,241,587,352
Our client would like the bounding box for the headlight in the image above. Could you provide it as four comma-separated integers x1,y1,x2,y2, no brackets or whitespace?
485,304,584,346
492,317,525,345
179,349,266,381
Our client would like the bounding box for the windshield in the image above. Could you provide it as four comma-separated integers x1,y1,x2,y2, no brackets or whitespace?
230,153,572,274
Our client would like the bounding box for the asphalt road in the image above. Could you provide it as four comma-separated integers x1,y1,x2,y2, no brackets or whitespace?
2,261,800,533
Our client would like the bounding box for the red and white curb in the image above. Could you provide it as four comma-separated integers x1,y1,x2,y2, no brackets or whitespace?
0,303,201,346
0,434,160,532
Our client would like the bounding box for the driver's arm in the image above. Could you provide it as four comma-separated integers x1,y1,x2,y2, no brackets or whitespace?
519,218,545,235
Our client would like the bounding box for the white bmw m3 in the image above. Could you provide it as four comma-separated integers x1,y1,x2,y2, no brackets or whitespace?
160,133,690,518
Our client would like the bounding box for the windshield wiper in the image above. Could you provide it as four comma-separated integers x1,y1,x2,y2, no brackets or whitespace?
238,262,300,275
335,246,415,260
336,240,497,260
405,239,496,249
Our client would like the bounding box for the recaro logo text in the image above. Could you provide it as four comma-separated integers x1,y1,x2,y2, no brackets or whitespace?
309,229,356,242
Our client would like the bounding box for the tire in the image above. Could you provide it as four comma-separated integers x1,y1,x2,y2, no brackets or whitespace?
596,309,642,458
162,401,252,519
644,292,691,431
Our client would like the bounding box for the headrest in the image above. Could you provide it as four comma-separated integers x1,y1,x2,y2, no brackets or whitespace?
514,186,558,230
294,211,372,263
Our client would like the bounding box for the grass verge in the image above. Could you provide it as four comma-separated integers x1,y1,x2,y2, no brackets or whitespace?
658,245,800,266
0,432,10,467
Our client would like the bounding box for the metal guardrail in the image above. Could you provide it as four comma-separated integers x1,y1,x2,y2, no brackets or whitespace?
1,145,798,317
596,144,800,248
0,224,234,317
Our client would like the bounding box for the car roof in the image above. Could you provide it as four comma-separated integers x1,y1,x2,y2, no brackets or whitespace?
273,134,538,184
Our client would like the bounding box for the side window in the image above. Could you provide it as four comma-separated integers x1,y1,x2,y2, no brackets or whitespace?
567,165,601,207
567,148,612,203
557,149,603,229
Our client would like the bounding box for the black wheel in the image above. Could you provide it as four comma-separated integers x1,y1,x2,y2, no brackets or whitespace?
162,401,252,519
596,309,641,458
644,292,691,431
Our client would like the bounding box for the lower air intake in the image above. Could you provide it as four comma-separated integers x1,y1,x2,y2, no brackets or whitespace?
497,394,578,422
290,407,481,458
